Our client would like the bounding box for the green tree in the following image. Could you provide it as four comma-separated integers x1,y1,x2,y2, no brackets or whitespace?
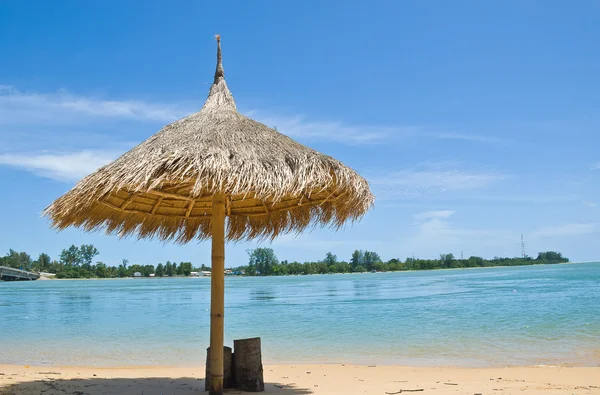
95,262,108,278
106,266,118,278
156,263,164,277
315,261,329,274
323,252,337,266
2,250,21,269
536,251,568,263
129,264,143,276
20,252,32,271
248,248,279,275
165,261,174,276
60,245,81,267
341,261,351,272
373,261,387,272
466,256,484,267
34,253,52,272
387,258,402,271
179,262,193,276
363,251,382,271
350,250,364,269
79,245,99,270
440,253,455,269
118,258,129,278
143,265,155,277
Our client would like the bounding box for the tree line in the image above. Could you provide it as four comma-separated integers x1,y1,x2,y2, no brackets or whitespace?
0,244,205,279
234,249,569,276
0,244,569,279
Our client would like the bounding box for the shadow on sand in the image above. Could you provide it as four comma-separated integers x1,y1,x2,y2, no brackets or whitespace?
0,376,313,395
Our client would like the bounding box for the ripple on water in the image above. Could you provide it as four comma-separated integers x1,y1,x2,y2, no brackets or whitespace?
1,263,599,366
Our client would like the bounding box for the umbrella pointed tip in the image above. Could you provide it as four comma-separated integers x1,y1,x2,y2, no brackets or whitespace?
214,34,224,83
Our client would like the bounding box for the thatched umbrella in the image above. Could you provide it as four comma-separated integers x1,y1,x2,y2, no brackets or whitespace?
44,36,374,395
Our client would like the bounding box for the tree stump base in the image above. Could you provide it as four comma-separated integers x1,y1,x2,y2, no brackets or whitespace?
205,346,234,390
233,337,264,392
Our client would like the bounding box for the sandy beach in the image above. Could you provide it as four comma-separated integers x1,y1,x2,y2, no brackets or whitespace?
1,364,599,394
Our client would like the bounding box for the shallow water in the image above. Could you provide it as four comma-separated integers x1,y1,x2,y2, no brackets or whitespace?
1,263,599,367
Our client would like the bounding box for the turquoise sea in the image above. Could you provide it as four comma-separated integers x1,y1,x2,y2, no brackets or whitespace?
1,263,599,367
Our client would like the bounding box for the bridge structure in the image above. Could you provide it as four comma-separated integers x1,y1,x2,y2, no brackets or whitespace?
0,266,40,281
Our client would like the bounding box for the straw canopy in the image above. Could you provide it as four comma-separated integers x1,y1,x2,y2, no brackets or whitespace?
44,36,374,243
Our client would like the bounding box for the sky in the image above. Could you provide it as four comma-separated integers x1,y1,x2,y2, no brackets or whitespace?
1,0,599,267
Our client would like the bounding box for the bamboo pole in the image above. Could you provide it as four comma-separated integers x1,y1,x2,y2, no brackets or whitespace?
209,192,226,395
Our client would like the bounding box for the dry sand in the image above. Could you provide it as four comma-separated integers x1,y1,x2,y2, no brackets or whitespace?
1,364,599,394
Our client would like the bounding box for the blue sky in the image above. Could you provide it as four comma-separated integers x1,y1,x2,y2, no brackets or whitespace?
1,1,599,266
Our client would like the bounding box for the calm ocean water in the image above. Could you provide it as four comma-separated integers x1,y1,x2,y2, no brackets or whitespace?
1,263,599,367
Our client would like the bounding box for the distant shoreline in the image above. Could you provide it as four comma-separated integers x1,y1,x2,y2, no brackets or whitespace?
3,245,572,280
31,261,593,281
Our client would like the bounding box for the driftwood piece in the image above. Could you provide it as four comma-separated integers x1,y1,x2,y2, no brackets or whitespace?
233,337,264,392
274,383,295,388
205,346,234,390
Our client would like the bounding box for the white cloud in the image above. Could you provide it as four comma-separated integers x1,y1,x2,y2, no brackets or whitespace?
413,210,456,221
397,209,509,258
248,113,394,144
0,86,393,145
370,168,505,199
420,131,503,143
250,111,502,145
533,223,597,238
379,194,580,208
0,85,190,124
412,210,485,238
271,233,383,249
0,85,394,144
0,150,120,181
1,85,501,147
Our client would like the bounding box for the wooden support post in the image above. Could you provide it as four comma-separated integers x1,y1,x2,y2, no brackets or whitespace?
233,337,264,392
209,193,226,395
205,346,234,391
